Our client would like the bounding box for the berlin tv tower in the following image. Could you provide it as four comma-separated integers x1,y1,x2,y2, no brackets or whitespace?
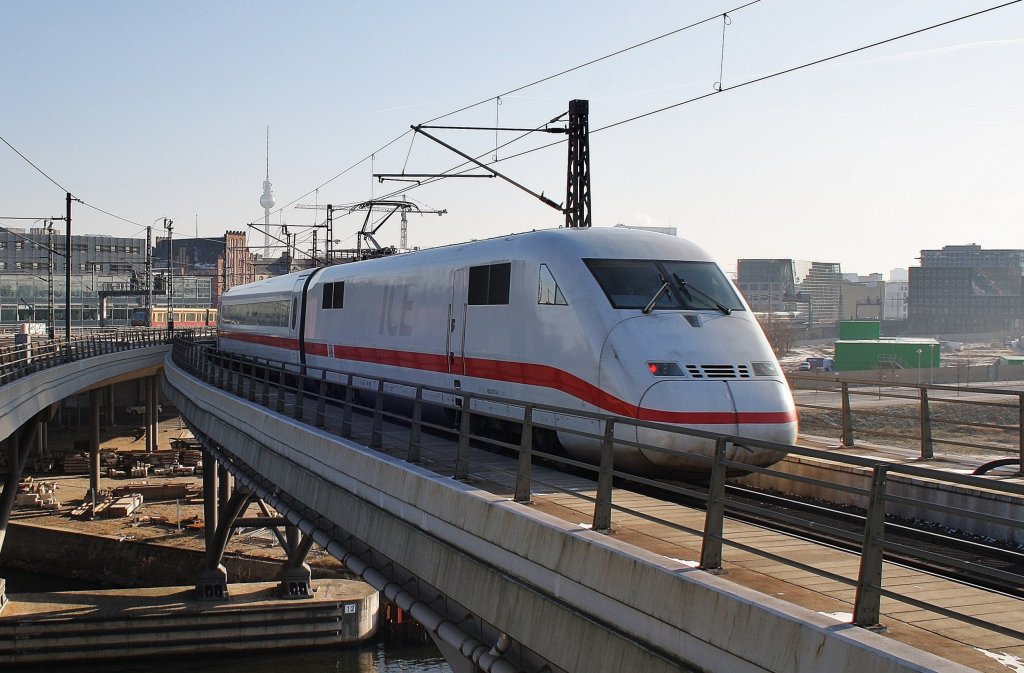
259,126,275,258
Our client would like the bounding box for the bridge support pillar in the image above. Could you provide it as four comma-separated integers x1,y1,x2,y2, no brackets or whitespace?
106,385,115,429
37,415,47,470
87,390,101,502
0,412,48,612
197,451,230,599
144,378,153,452
278,529,315,599
218,464,232,513
202,450,218,555
196,564,229,600
146,376,160,452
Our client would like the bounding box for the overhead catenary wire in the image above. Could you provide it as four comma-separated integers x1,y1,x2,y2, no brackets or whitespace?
594,0,1024,134
383,0,1024,198
266,2,765,225
1,133,151,233
0,134,70,194
418,0,763,127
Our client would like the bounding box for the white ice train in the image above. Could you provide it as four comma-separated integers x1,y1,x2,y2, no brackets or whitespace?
217,227,797,477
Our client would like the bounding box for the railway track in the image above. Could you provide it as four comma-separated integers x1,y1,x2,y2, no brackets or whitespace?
708,483,1024,597
226,357,1024,600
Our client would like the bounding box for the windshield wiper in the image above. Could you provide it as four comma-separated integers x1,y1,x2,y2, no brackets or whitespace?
673,273,731,315
642,274,671,314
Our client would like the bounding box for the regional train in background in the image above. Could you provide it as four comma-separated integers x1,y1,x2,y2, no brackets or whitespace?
216,227,797,477
131,306,217,328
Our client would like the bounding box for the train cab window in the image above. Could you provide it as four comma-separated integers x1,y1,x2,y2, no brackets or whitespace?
586,260,679,310
585,259,744,312
538,264,568,305
322,281,345,309
468,263,510,305
661,261,744,312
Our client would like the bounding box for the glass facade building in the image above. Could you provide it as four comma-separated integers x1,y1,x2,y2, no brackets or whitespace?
909,244,1023,334
0,227,212,327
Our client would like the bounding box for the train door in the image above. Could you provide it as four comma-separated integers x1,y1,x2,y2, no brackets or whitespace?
448,268,467,375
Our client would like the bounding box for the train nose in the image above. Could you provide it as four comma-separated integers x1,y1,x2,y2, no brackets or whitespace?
636,379,795,471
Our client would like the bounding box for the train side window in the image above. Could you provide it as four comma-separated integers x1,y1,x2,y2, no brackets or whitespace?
538,264,567,305
468,263,510,305
322,282,345,310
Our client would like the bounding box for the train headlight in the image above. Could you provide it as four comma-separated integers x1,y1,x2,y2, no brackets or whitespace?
751,361,779,376
648,362,684,376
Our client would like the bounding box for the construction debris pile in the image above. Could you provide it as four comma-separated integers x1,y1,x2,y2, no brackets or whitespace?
14,477,60,511
59,448,203,479
66,480,201,520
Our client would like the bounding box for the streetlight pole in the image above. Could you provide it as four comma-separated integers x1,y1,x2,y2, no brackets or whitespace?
146,225,153,325
917,348,922,385
165,218,174,332
46,221,55,339
65,193,72,357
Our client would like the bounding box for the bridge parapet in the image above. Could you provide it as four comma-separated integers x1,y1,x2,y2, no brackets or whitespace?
0,329,214,389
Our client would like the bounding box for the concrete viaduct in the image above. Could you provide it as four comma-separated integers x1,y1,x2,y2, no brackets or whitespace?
0,335,972,673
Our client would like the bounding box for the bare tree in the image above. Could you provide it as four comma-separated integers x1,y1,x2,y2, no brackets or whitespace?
757,313,800,356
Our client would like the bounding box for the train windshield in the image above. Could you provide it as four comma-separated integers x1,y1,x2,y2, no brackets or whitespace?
585,259,744,312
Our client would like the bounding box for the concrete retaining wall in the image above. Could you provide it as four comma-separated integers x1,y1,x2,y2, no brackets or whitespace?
1,521,283,587
0,580,378,665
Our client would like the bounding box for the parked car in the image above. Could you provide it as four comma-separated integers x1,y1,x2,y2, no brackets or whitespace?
126,403,161,415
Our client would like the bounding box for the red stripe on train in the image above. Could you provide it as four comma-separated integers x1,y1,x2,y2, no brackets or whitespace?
217,330,796,426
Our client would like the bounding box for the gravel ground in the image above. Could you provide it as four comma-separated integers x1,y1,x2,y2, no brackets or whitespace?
11,412,343,571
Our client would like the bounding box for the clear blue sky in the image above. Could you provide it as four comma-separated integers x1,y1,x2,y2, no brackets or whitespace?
2,0,1021,276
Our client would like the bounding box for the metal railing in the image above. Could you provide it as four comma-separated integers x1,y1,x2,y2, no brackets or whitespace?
172,339,1024,640
0,328,215,388
789,374,1024,474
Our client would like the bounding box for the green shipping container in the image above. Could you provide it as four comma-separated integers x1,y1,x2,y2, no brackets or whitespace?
833,339,940,372
839,321,881,340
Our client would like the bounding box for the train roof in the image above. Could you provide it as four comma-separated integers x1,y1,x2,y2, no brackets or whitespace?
223,226,715,298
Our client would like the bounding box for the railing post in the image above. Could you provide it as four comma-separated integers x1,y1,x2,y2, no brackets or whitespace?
370,380,385,448
275,367,286,413
1019,394,1024,476
261,366,271,407
314,371,327,428
341,375,354,438
919,387,934,459
700,437,729,571
513,405,534,503
247,360,258,403
234,358,244,397
592,418,615,532
217,355,227,390
454,396,472,480
841,382,855,447
293,366,307,421
853,464,889,629
407,387,423,463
